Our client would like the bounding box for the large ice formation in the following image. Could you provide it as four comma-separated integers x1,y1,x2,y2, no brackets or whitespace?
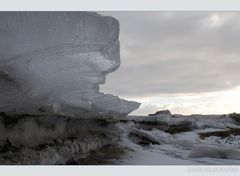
0,12,140,117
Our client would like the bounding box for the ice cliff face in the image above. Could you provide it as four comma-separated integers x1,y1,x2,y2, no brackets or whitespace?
0,12,140,117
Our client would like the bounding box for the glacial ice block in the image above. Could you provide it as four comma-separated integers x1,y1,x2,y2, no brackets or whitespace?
0,12,140,116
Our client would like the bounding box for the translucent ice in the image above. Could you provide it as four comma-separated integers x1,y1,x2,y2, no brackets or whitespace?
0,12,140,116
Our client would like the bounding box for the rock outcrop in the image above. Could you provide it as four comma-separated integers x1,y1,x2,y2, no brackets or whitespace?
148,110,172,116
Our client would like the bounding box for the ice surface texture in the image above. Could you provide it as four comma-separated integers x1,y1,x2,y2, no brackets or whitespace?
0,12,140,116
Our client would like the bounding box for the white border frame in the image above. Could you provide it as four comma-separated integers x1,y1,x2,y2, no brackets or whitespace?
0,0,240,11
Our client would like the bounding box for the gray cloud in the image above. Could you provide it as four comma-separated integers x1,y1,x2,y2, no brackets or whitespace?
99,12,240,97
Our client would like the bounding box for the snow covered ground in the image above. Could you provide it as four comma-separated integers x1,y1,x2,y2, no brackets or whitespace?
111,113,240,165
117,131,240,165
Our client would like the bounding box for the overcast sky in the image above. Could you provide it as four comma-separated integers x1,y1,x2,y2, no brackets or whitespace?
99,12,240,115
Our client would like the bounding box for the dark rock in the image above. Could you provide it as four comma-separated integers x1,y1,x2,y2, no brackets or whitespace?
228,113,240,124
128,133,160,146
148,110,172,116
0,138,21,154
65,158,78,165
165,123,193,134
78,144,125,165
199,128,240,139
136,118,193,134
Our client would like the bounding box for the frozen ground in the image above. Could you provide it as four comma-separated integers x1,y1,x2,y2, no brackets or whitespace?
110,113,240,165
0,111,239,164
119,132,240,165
